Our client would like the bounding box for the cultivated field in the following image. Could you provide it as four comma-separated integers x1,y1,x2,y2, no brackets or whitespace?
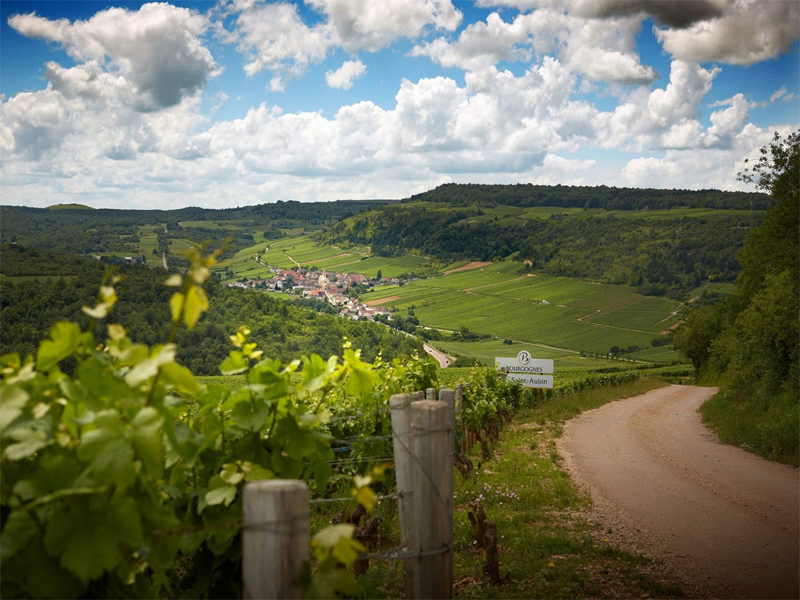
361,262,688,357
215,234,436,280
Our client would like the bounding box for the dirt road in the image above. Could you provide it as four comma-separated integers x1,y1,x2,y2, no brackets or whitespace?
558,385,799,599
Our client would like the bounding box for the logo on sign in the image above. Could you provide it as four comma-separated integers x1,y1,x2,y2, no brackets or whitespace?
517,350,531,366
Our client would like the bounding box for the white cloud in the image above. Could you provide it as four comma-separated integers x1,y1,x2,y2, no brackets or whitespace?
655,1,800,65
308,0,461,52
622,123,796,189
226,2,331,86
326,59,367,89
599,60,719,150
224,0,461,86
8,4,216,110
411,12,534,72
413,9,657,85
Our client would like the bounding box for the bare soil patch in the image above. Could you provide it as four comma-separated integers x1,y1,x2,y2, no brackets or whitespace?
364,295,401,306
444,261,491,275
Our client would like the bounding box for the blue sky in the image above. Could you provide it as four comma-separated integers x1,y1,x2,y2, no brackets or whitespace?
1,0,798,208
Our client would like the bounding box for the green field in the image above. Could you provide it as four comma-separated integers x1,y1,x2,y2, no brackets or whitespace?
362,262,687,359
214,234,437,281
432,338,622,369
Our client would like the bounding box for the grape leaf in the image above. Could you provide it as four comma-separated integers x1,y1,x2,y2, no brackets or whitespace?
4,427,48,460
36,322,81,371
0,383,29,433
43,496,143,584
131,406,165,479
231,399,269,432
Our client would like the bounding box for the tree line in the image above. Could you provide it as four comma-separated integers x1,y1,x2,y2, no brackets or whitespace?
674,131,799,466
0,245,423,376
320,205,751,298
407,183,772,211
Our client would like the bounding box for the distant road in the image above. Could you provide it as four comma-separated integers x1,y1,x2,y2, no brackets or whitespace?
423,344,454,368
559,385,799,599
162,252,168,270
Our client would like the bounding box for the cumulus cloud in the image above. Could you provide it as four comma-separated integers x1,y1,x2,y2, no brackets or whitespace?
655,0,800,65
411,12,533,72
568,0,727,28
226,1,331,87
326,59,367,89
414,9,657,85
308,0,461,52
8,4,216,110
622,123,796,189
224,0,460,85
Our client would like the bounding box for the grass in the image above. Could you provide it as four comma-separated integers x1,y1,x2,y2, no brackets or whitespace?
336,378,683,598
448,377,681,599
433,339,620,369
362,266,685,357
699,386,800,468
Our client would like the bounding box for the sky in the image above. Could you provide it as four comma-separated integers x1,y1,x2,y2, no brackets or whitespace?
1,0,798,209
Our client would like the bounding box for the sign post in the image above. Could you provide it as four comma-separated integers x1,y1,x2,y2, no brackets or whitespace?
495,351,554,390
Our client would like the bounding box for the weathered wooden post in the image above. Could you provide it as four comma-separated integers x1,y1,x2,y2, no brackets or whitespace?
390,392,416,598
243,480,309,599
455,384,464,454
438,388,456,462
409,400,453,599
425,387,436,401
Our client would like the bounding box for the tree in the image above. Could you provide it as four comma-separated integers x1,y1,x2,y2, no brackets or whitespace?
376,269,382,280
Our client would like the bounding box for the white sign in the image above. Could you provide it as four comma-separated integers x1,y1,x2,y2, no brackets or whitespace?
495,352,554,374
505,373,554,389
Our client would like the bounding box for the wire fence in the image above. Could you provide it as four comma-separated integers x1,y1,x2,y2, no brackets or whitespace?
156,387,496,599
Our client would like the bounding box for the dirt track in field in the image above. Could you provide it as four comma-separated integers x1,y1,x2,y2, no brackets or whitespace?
558,385,799,599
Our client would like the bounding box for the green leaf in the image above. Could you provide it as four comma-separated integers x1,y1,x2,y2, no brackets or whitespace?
0,383,29,433
131,406,164,479
312,524,366,566
169,292,184,323
241,461,273,482
304,569,358,600
4,427,48,460
75,358,128,411
124,344,176,388
160,362,201,397
218,463,243,485
313,523,356,550
78,411,135,490
231,399,269,431
205,476,237,507
37,322,81,371
184,285,209,330
43,496,143,584
18,540,87,599
353,486,377,512
0,509,38,561
81,303,110,319
220,351,249,375
198,383,230,408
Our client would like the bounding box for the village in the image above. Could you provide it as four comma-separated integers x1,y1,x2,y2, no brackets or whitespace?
225,265,404,321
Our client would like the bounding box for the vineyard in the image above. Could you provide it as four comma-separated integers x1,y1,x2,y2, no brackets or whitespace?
0,252,690,598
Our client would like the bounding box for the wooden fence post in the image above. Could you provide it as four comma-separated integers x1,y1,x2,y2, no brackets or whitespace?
410,401,453,599
243,480,309,600
390,392,416,598
438,388,456,462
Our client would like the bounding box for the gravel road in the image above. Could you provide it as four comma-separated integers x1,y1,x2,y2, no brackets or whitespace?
558,385,799,599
